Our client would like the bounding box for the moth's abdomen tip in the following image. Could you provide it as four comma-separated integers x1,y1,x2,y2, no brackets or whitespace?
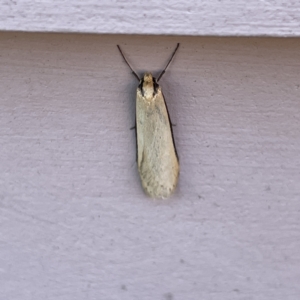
142,176,179,199
147,187,176,200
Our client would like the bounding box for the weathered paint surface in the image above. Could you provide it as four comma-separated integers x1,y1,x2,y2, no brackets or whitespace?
0,32,300,300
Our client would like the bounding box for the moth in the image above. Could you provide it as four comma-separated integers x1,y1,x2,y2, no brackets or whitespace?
117,43,180,199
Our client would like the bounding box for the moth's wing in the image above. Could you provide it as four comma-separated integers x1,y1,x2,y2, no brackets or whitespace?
136,90,145,169
161,91,178,159
136,89,179,198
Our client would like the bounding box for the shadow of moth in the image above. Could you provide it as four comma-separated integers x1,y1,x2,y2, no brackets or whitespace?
117,43,180,199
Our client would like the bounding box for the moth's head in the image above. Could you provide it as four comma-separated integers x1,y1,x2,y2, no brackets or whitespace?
143,72,154,84
140,72,159,88
139,73,160,99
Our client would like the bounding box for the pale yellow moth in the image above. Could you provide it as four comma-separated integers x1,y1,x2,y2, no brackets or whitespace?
117,44,180,199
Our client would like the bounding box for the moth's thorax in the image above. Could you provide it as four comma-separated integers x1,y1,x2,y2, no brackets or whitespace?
138,72,160,101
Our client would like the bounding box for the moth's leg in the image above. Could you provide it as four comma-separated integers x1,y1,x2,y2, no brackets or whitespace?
130,118,137,162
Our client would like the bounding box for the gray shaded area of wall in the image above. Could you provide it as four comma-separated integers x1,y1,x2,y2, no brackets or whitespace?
0,32,300,300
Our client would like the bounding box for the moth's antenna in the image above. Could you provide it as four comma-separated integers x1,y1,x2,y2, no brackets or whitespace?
157,43,180,82
117,45,140,81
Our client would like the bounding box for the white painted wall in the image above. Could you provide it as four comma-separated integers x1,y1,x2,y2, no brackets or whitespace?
1,0,300,36
1,32,300,300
